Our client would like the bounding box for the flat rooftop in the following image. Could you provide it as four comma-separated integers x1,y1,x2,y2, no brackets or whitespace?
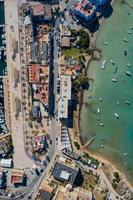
52,162,79,186
58,75,71,119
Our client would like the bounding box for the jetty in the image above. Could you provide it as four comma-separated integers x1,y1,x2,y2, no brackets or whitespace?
81,136,95,150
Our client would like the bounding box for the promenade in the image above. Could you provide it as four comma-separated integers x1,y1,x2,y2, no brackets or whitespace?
4,0,34,168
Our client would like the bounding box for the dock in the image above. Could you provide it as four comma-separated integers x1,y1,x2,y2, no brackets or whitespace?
81,136,95,150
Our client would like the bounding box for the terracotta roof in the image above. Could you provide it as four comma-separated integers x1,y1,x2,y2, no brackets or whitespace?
29,64,39,83
32,4,44,16
11,169,24,184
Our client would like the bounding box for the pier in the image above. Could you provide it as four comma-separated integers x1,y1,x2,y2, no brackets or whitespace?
81,136,95,150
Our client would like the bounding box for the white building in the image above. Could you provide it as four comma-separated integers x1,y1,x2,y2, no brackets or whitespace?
58,75,71,119
0,159,12,168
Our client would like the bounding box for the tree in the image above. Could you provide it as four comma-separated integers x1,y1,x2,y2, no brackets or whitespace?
74,142,80,150
76,30,90,49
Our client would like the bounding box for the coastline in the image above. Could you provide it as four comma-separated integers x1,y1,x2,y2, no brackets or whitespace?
77,0,133,191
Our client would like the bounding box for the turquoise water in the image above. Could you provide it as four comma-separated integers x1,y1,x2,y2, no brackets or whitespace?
80,0,133,183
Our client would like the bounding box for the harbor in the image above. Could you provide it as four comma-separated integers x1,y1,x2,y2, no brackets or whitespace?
80,0,133,184
0,1,7,76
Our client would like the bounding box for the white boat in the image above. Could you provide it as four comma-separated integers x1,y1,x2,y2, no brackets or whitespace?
112,78,117,82
101,60,106,69
124,153,127,156
116,101,120,105
114,113,119,119
125,100,130,105
97,108,100,114
99,98,103,102
104,41,108,46
100,123,104,126
111,59,115,65
126,71,132,77
123,38,128,42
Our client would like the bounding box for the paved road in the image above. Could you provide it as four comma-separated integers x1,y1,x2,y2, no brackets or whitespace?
4,0,34,168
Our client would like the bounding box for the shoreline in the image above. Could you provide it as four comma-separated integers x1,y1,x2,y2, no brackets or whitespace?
77,0,133,191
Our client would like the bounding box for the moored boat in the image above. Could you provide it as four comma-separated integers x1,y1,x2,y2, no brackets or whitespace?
100,123,104,126
97,108,100,114
112,78,117,82
126,71,132,77
100,60,106,69
114,113,119,119
125,100,130,105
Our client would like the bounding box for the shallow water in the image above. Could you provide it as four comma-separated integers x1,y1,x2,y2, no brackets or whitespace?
80,0,133,183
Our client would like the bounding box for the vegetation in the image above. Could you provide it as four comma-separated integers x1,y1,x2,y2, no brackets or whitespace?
74,75,89,90
63,48,81,60
111,171,120,190
112,181,118,189
83,152,100,166
113,171,120,183
76,30,90,49
74,141,80,150
71,29,79,37
82,170,98,190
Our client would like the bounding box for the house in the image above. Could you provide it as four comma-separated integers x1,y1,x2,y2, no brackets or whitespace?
36,182,55,200
28,64,39,83
31,4,52,21
11,169,25,185
33,134,47,152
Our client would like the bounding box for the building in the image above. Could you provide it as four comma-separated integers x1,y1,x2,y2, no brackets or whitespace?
73,0,109,22
33,134,47,152
61,125,72,151
73,0,96,22
52,162,82,187
11,169,25,185
61,37,71,48
62,148,80,160
36,181,55,200
31,4,52,21
33,84,49,107
32,4,44,16
28,64,39,83
58,75,71,119
0,159,12,168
